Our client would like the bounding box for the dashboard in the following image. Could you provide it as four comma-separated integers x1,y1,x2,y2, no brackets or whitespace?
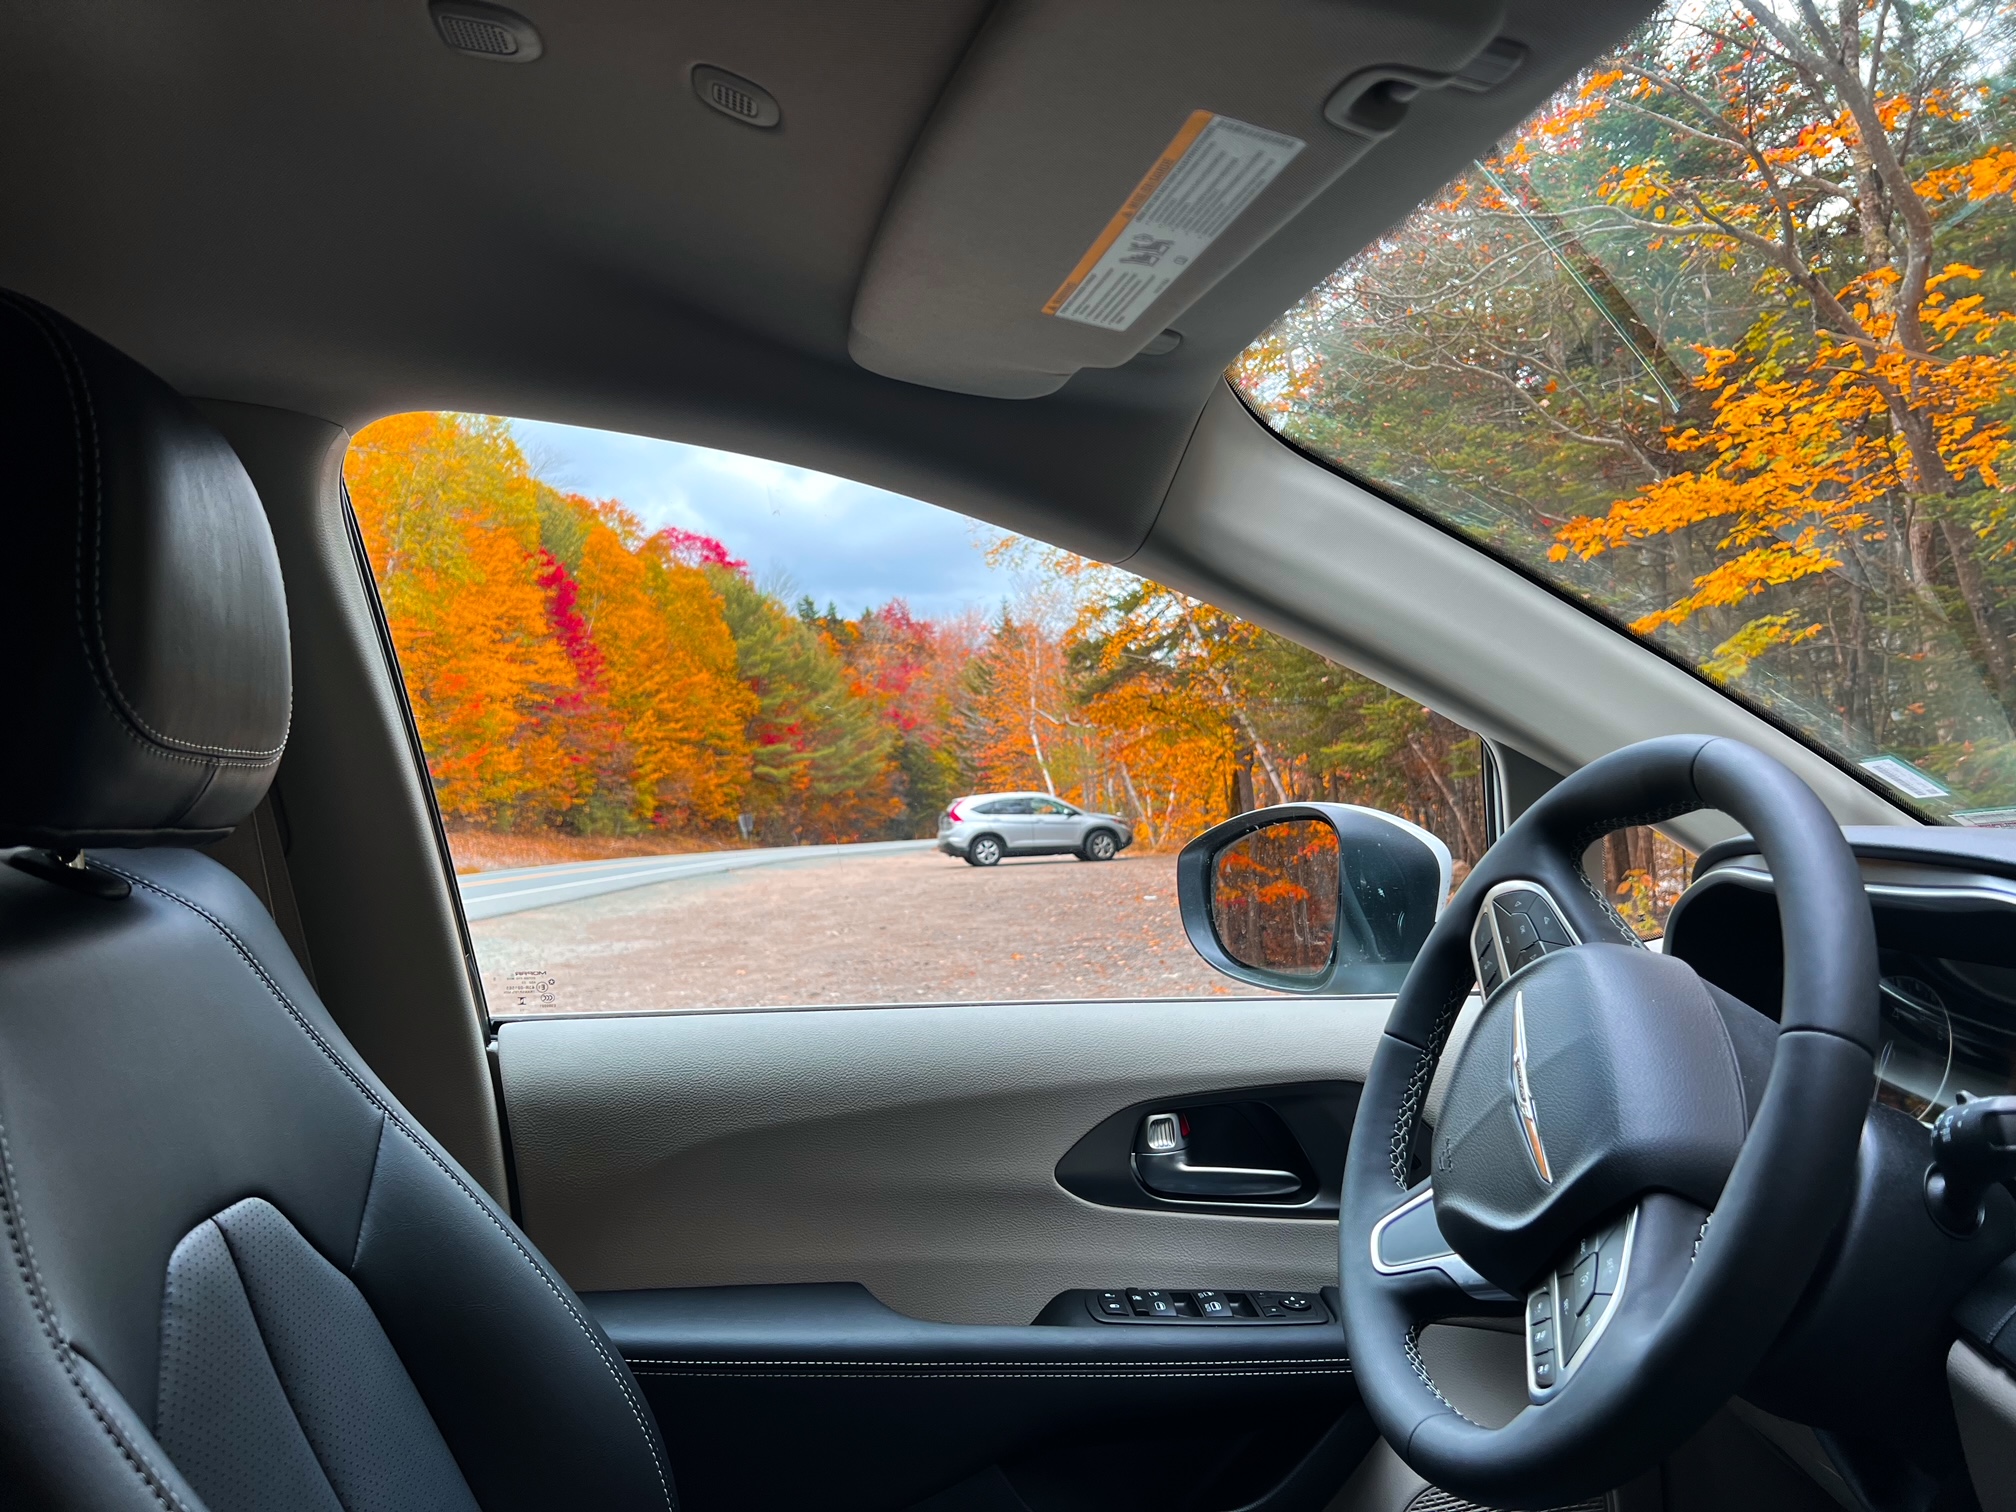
1664,826,2016,1126
1869,956,2016,1122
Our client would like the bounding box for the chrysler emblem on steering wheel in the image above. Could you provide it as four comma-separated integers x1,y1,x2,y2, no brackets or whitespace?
1511,990,1553,1185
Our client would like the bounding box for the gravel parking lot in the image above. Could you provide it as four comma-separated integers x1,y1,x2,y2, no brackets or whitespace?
473,848,1271,1015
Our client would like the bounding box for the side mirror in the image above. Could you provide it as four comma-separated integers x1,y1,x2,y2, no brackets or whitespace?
1176,804,1452,995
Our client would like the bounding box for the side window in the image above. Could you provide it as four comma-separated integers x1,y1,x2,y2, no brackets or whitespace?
345,413,1493,1014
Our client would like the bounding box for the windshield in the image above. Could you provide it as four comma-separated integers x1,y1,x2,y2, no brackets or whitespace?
1232,0,2016,825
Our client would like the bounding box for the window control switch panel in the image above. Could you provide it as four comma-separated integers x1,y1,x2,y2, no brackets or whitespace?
1085,1288,1329,1324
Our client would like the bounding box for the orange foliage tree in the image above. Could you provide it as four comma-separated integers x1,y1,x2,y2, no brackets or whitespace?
346,413,583,823
1235,0,2016,822
348,414,751,833
349,413,1490,859
1548,5,2016,698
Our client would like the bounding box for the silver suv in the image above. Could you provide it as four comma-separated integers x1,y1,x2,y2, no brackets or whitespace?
937,792,1135,866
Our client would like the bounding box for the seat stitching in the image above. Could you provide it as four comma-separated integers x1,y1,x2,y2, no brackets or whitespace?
0,291,285,766
0,1097,196,1512
100,863,676,1512
352,1111,391,1273
1389,985,1467,1188
629,1367,1354,1381
622,1356,1354,1369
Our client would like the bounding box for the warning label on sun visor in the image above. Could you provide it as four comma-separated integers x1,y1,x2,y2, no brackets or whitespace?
1044,111,1305,332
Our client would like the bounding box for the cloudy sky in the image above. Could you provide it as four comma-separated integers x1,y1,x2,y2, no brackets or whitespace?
509,419,1012,621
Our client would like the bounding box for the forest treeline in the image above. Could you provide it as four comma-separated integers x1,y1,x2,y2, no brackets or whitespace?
345,412,1487,858
1236,0,2016,821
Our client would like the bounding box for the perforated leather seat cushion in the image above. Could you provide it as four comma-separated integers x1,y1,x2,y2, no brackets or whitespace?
157,1198,483,1512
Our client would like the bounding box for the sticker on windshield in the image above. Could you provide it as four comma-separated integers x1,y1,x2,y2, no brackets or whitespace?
1044,110,1304,332
1860,756,1951,801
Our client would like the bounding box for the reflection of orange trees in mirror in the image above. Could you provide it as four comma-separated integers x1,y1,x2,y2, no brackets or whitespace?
1211,821,1341,976
348,414,1490,856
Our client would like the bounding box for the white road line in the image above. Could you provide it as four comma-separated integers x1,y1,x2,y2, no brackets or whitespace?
458,840,937,920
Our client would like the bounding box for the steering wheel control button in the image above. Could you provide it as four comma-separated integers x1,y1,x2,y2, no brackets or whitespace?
1497,907,1541,957
1565,1253,1599,1316
1529,1317,1556,1355
1566,1300,1602,1360
1527,1289,1551,1325
1531,907,1572,947
1471,881,1583,1005
1596,1235,1626,1295
1531,1352,1556,1388
1472,912,1506,997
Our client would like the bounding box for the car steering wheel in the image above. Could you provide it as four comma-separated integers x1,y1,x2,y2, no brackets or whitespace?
1338,735,1878,1506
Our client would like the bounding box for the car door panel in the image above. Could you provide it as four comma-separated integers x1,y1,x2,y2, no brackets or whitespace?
976,798,1039,852
586,1281,1363,1512
1032,800,1080,848
493,996,1390,1324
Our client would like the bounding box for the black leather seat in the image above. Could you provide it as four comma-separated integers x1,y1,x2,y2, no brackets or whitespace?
0,291,677,1512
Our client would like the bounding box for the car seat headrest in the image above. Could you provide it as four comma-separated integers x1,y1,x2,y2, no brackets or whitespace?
0,291,290,849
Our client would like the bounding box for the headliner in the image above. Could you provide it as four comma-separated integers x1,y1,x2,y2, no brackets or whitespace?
0,0,1655,559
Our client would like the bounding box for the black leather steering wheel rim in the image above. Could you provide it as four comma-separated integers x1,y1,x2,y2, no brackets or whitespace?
1338,735,1878,1506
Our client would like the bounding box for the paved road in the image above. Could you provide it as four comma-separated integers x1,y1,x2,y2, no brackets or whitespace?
458,840,938,920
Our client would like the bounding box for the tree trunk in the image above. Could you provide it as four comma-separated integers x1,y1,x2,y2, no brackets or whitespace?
1940,518,2015,701
1406,732,1478,860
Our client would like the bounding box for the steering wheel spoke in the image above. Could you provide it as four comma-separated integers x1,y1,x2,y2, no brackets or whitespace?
1369,1183,1518,1322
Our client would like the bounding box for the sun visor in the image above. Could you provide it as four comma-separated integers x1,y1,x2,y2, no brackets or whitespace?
849,0,1520,399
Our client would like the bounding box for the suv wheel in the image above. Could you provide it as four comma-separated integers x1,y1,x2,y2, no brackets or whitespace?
1082,829,1118,862
966,835,1004,867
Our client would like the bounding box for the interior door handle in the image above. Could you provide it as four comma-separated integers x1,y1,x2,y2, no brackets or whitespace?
1132,1110,1303,1198
1132,1151,1303,1198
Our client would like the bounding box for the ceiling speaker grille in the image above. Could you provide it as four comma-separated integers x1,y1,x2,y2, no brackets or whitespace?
709,80,761,119
437,14,518,56
428,2,543,63
691,65,781,129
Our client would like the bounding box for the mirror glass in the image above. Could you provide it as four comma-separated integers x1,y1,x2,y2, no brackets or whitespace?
1209,819,1340,977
